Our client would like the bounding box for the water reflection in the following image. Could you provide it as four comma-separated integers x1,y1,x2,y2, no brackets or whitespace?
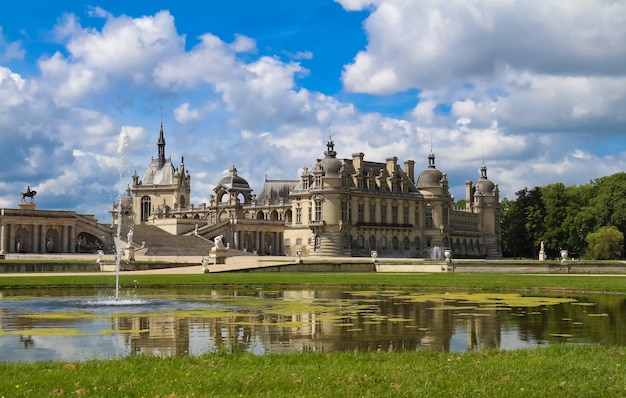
0,289,624,362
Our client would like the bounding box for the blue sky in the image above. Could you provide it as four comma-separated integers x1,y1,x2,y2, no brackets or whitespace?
1,0,626,222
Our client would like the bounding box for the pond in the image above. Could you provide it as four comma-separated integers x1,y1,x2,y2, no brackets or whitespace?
1,287,625,362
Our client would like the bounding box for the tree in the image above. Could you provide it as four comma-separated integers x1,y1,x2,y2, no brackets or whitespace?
585,226,624,260
500,188,543,258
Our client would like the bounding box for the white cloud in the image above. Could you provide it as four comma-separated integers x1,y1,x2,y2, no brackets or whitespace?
229,34,256,53
174,103,200,123
0,27,25,61
341,0,626,93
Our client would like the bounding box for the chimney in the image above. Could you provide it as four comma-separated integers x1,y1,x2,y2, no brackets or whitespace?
404,160,415,182
352,152,364,172
386,156,398,175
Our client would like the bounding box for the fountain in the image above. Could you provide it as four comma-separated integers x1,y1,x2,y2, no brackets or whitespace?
112,129,131,300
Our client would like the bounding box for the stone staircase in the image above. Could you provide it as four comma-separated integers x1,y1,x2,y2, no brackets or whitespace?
120,224,255,257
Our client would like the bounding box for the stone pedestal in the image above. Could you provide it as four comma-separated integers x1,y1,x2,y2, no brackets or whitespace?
210,247,228,264
125,246,135,261
539,250,545,261
19,203,36,210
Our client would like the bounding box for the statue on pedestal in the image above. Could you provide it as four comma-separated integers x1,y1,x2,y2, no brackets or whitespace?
21,186,37,203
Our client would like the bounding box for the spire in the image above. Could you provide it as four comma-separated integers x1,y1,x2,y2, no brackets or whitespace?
157,113,166,169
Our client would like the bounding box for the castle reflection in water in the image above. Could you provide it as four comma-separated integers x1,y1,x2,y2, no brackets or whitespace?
104,290,622,358
4,289,623,362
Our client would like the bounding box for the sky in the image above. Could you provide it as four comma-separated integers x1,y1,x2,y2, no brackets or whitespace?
1,0,626,223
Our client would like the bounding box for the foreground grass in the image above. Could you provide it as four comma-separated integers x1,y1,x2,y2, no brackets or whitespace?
1,345,625,397
1,272,626,295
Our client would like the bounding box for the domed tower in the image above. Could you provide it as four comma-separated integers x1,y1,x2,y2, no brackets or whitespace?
416,152,444,195
417,151,453,247
471,163,502,258
298,138,350,257
209,165,253,223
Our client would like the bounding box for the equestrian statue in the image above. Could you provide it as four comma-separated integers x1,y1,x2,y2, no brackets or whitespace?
21,186,37,203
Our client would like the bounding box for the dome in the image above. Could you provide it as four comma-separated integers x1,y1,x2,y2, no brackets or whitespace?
218,165,251,190
318,157,342,177
416,152,442,188
314,138,342,178
475,165,495,194
417,168,443,188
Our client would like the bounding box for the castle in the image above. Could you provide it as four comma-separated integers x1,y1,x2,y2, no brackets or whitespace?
120,123,502,259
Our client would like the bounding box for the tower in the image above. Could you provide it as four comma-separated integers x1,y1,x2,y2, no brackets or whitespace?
130,121,191,223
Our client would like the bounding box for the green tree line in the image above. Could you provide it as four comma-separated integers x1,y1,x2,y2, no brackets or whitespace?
499,172,626,259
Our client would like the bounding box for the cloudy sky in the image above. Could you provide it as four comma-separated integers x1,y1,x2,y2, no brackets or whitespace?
1,0,625,222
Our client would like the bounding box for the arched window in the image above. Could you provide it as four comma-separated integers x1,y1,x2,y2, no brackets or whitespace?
369,235,376,250
179,195,186,207
342,234,351,249
392,236,399,250
285,209,292,223
141,196,151,221
403,236,410,250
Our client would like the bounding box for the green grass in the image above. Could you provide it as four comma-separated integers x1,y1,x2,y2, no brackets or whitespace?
1,345,625,397
1,272,626,294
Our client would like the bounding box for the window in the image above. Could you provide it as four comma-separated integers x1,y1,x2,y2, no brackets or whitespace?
425,207,433,227
369,203,376,223
358,204,364,223
403,236,410,250
296,206,302,224
141,196,151,221
342,234,351,249
381,204,387,224
369,235,376,250
341,200,350,222
302,178,309,190
342,174,349,187
357,235,364,249
392,236,399,250
314,175,322,187
391,205,398,224
315,200,322,221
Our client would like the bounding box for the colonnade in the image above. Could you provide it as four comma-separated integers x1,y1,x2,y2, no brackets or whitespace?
229,229,284,255
0,222,76,254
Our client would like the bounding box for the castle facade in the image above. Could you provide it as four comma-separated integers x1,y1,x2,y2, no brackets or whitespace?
124,125,502,259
